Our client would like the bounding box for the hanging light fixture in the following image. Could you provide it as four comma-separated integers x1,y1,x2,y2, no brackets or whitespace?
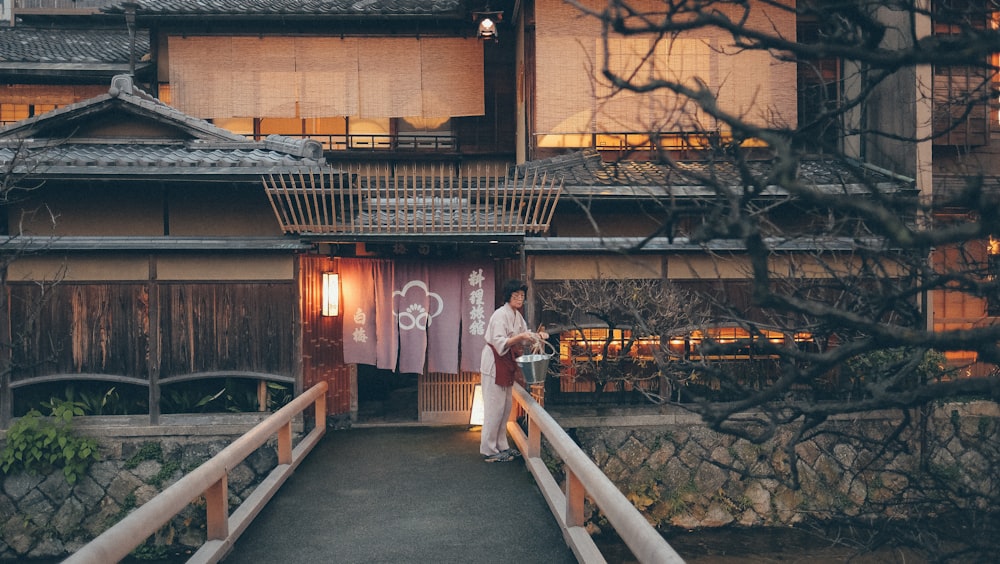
473,8,503,41
321,272,340,317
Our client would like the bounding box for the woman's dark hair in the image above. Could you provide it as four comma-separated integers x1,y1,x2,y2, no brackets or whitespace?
502,279,528,303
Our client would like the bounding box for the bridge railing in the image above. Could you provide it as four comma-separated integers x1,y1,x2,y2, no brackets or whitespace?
64,382,329,564
510,384,685,564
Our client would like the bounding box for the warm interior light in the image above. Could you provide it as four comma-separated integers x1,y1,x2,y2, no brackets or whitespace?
474,9,502,40
478,17,497,39
322,272,340,317
469,383,484,426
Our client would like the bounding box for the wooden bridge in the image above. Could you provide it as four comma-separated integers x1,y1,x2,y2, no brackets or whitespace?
64,383,685,563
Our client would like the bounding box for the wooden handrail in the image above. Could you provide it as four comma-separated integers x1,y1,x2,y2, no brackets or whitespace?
64,382,328,564
509,384,685,564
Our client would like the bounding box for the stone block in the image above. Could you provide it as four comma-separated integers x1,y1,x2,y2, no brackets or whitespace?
87,460,120,488
19,489,55,527
39,471,72,502
107,472,144,505
51,496,86,537
71,474,105,508
2,511,37,554
132,459,163,483
82,497,121,538
2,473,42,501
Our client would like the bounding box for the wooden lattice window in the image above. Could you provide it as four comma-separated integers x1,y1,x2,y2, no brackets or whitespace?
932,0,994,147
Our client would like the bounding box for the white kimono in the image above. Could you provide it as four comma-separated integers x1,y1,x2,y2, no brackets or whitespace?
479,303,527,456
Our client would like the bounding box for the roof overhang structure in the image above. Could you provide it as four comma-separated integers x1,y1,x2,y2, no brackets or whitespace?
263,164,563,239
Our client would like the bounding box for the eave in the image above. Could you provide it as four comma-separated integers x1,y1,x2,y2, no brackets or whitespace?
0,62,154,82
524,236,890,254
0,236,311,253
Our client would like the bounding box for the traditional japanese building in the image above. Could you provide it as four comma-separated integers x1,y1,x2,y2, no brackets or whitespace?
2,0,991,426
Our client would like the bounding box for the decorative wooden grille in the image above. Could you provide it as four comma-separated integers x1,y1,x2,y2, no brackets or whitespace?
263,163,562,235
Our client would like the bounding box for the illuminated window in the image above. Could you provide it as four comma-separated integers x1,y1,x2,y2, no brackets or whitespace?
213,117,254,136
932,1,992,146
669,327,811,360
558,328,658,363
348,117,391,149
988,236,1000,316
0,104,30,124
397,117,453,150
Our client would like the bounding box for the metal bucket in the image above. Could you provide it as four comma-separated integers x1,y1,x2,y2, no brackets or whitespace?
515,353,551,384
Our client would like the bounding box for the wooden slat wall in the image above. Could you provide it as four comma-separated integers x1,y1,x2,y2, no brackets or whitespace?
299,255,355,416
418,371,480,424
9,283,150,382
158,283,294,377
9,281,295,384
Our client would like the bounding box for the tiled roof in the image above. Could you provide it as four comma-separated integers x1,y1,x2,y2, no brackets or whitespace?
0,75,250,143
103,0,462,16
515,149,912,196
0,75,326,177
0,144,323,175
0,27,149,64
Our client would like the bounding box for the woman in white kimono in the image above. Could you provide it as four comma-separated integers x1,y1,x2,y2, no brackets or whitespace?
479,280,548,462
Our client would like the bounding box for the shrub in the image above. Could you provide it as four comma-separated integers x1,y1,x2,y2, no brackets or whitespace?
0,399,100,484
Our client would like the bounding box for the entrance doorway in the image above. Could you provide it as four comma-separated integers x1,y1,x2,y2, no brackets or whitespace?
356,364,418,423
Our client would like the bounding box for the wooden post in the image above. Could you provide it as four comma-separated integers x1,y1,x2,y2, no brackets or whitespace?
205,475,229,541
257,380,268,412
528,414,541,458
565,468,585,528
147,256,160,425
278,421,293,465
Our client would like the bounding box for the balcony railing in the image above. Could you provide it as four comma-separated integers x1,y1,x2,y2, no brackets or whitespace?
593,131,724,154
268,133,458,153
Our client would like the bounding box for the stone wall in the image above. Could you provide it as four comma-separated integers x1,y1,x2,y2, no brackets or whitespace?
0,413,292,561
3,402,997,559
549,400,1000,532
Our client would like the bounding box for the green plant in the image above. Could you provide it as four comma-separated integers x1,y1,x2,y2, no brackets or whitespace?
71,385,121,415
130,538,169,561
123,441,181,486
0,400,100,484
125,442,163,470
266,381,292,410
161,385,225,414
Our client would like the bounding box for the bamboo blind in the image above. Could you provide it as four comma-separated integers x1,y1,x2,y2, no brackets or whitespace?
296,38,360,117
168,36,484,119
263,162,562,235
359,38,421,117
533,0,797,135
0,84,106,105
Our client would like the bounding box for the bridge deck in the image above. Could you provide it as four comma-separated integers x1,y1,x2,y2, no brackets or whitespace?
223,425,578,563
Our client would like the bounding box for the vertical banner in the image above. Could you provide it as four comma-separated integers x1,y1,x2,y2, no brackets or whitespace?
461,263,495,372
426,263,463,374
373,259,398,371
394,262,431,374
341,259,377,366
